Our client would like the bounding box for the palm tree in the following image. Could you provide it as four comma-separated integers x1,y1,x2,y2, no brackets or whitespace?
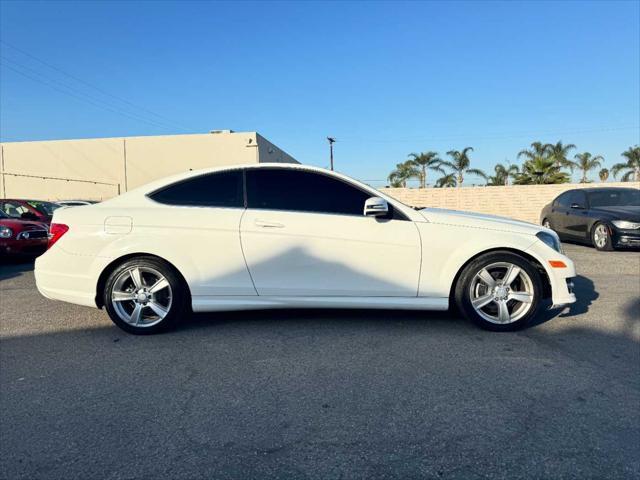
570,152,603,183
517,142,548,161
514,155,570,185
435,173,457,188
598,168,609,182
387,160,420,188
487,162,519,186
439,147,486,187
611,146,640,181
407,151,443,188
544,141,577,169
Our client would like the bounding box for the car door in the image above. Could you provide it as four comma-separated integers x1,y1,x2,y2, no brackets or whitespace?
240,168,422,297
550,192,571,236
564,190,590,241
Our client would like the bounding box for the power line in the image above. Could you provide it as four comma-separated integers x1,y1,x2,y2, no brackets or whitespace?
0,40,194,132
1,61,179,132
1,59,185,131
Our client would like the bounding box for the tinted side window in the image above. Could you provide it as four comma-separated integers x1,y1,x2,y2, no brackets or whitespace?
149,170,243,208
555,192,571,207
566,191,587,207
247,169,372,216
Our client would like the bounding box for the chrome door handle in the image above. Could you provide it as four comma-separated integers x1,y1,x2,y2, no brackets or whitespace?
254,219,285,228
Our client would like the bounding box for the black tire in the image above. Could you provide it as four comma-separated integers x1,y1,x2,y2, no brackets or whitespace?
454,251,544,332
591,222,614,251
103,256,189,334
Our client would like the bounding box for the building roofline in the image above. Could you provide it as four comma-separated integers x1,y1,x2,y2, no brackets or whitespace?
0,131,255,145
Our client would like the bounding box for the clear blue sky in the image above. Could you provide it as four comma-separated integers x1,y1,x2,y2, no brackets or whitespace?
1,0,639,185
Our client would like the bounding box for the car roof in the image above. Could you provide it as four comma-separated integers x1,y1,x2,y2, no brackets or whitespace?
99,162,424,222
122,163,368,197
560,187,638,194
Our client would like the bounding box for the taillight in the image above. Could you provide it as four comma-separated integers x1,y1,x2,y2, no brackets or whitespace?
47,223,69,250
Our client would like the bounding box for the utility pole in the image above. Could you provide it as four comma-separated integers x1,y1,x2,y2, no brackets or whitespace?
327,137,336,171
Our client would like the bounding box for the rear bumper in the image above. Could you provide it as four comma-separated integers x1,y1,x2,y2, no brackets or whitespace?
35,247,100,308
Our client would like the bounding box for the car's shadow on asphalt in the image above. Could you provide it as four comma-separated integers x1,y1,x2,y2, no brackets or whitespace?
186,307,460,333
0,258,35,281
530,274,599,327
184,273,599,333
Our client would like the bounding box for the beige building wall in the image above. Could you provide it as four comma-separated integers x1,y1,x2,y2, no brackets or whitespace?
255,133,298,164
122,132,260,191
0,131,297,200
381,182,640,224
1,137,125,199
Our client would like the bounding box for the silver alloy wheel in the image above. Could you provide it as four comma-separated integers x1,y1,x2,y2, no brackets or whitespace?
111,266,172,327
593,224,608,249
542,219,551,229
469,262,535,324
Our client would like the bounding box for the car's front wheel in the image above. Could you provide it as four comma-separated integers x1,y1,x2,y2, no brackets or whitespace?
454,251,543,331
591,222,614,251
103,256,189,334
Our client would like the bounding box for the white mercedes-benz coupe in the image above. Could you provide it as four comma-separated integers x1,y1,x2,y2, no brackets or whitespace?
35,163,576,334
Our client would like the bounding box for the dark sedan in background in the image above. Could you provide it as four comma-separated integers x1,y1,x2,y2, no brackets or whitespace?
540,187,640,251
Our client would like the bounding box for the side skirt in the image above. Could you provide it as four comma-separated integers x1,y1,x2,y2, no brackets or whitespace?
191,296,449,313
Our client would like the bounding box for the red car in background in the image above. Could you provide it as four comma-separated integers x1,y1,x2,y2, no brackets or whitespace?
0,210,49,258
0,199,61,224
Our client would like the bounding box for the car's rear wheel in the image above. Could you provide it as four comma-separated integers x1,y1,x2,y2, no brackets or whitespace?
542,218,552,230
454,251,543,331
103,257,189,334
591,222,614,251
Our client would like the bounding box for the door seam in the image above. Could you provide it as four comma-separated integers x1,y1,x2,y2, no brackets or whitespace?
239,208,259,295
413,222,423,297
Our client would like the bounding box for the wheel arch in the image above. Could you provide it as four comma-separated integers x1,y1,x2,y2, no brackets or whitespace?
448,247,552,307
95,252,192,309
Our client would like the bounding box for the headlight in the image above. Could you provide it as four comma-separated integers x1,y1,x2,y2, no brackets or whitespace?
536,231,563,253
0,226,13,238
612,220,640,230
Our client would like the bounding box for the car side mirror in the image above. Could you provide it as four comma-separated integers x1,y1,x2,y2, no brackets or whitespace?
364,197,389,217
570,203,585,209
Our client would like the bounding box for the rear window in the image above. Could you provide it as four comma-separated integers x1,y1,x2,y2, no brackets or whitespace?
149,170,244,208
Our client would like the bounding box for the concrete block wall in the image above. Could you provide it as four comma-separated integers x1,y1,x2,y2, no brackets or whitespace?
381,182,639,224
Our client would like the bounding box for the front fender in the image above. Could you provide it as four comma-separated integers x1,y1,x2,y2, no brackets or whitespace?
416,222,538,298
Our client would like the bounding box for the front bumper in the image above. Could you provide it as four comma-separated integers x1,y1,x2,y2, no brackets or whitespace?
525,241,577,308
0,238,48,257
613,228,640,248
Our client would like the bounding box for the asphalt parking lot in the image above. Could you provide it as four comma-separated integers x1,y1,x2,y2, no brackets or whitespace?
1,243,639,480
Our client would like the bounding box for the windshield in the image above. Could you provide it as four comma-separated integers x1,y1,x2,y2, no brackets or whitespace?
26,200,61,216
588,189,640,208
